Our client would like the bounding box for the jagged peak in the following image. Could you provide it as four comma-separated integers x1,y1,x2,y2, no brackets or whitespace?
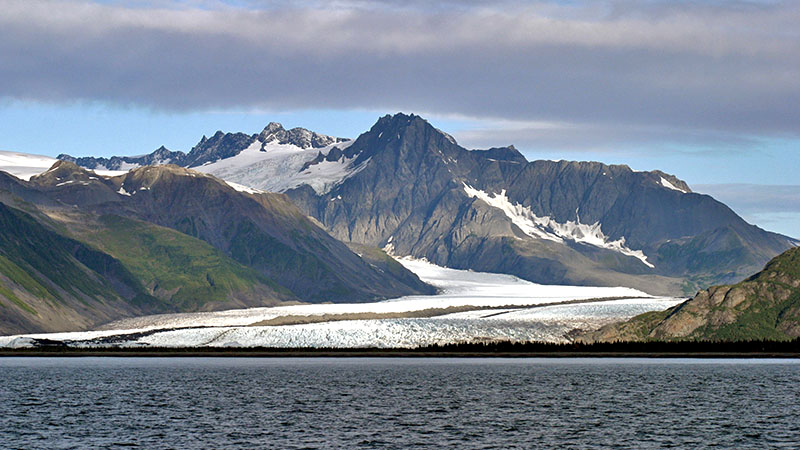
367,113,453,143
372,112,425,130
258,122,347,149
262,122,285,135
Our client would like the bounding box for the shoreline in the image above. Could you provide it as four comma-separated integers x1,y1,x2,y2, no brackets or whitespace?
2,351,799,358
2,340,798,358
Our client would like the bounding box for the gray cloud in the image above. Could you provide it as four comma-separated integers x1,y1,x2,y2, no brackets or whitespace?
448,119,770,154
1,0,799,148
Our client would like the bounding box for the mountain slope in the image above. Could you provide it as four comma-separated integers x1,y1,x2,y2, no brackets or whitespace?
0,200,155,334
585,247,800,341
104,164,434,301
63,213,295,311
0,159,433,333
0,181,303,334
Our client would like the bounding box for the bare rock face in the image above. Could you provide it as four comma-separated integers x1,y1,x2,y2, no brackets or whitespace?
584,246,800,342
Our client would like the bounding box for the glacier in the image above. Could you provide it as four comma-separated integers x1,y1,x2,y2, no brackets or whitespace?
0,258,681,348
0,150,126,179
192,139,362,195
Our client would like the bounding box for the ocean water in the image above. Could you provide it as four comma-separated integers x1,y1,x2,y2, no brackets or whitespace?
1,357,798,449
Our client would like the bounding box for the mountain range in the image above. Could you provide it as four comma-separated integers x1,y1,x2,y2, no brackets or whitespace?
2,113,796,335
61,113,797,296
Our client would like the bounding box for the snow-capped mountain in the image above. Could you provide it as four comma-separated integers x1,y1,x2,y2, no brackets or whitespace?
56,113,796,296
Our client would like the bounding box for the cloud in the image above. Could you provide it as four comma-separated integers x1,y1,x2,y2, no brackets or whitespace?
0,0,799,149
445,117,769,154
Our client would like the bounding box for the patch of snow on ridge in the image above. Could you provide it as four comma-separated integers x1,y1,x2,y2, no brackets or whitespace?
463,183,654,268
225,180,265,195
463,183,561,242
660,177,687,193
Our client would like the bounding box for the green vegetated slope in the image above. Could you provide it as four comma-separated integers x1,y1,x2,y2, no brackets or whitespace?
585,246,800,342
79,214,295,310
0,201,148,334
0,199,294,335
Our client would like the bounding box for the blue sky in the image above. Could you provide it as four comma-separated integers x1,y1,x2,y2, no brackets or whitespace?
0,0,798,237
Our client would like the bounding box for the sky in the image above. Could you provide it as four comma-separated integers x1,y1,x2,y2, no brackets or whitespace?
0,0,798,237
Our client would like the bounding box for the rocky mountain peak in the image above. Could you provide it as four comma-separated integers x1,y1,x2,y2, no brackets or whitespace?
127,164,204,181
360,113,447,146
258,122,347,149
117,164,219,193
258,122,286,141
184,131,256,168
369,113,428,135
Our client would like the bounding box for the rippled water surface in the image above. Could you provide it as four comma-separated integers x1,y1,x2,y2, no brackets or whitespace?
1,357,798,449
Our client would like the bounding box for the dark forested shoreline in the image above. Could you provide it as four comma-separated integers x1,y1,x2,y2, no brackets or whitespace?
2,339,799,358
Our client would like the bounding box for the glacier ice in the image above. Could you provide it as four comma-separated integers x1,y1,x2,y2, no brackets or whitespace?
0,258,680,348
